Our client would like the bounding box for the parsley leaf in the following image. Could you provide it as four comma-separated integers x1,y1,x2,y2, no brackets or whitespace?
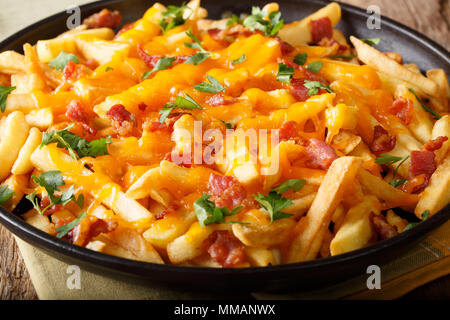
0,86,15,113
194,194,243,227
389,179,408,188
0,186,14,206
27,171,84,215
294,53,307,66
159,92,203,123
361,38,381,46
184,29,212,65
40,125,112,159
227,14,243,26
404,210,430,231
231,54,246,65
271,179,306,194
56,212,87,238
142,56,176,79
49,51,79,71
306,61,323,73
220,120,235,129
303,80,333,96
408,88,441,119
242,7,284,37
276,63,294,84
375,154,405,166
194,75,225,93
159,4,190,33
253,179,305,223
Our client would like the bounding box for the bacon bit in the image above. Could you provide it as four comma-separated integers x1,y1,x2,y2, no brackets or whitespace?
138,102,147,112
208,173,246,210
83,9,122,29
370,212,398,240
71,216,118,246
137,44,161,69
203,231,246,267
389,97,413,125
290,79,310,102
65,100,97,135
146,121,167,132
207,28,222,39
279,121,306,145
84,59,98,70
63,60,77,80
40,196,62,216
115,22,135,38
423,136,448,151
275,37,294,55
310,17,333,44
165,112,189,127
155,207,176,220
106,104,133,123
370,125,396,154
206,93,236,106
305,138,338,170
410,150,436,179
402,174,428,194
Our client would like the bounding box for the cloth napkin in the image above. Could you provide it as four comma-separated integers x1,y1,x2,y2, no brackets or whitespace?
14,220,450,300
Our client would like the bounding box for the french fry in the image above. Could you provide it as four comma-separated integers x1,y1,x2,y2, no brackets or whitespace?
167,222,215,264
0,111,30,182
0,51,26,74
4,94,36,114
358,168,418,208
87,237,141,261
245,247,277,266
75,36,131,65
282,192,316,217
23,209,53,233
23,43,48,92
426,69,449,111
287,156,362,263
105,225,164,264
1,174,28,211
350,36,439,97
24,108,53,129
330,196,378,255
278,2,341,45
232,216,295,247
415,155,450,217
11,127,42,175
431,115,450,164
386,210,408,233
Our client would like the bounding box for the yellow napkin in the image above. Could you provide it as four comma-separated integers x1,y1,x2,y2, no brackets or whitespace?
15,220,450,300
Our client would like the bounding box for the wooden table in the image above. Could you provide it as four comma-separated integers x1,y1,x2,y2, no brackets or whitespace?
1,0,449,300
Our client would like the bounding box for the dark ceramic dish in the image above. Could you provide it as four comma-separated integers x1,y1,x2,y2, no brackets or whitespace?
0,0,449,292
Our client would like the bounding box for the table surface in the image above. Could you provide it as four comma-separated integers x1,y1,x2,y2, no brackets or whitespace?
1,0,449,300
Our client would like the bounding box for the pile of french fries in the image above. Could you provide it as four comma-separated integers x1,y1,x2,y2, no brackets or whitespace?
0,1,448,267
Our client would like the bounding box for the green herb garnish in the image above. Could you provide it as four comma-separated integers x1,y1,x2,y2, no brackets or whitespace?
0,186,14,206
408,88,441,119
55,212,87,238
303,80,333,96
142,56,176,79
276,63,294,84
159,92,203,123
404,210,430,231
306,61,323,73
49,51,79,71
361,38,381,46
294,53,307,66
194,194,243,227
194,75,225,93
159,4,190,33
0,86,15,113
231,54,246,65
242,6,284,37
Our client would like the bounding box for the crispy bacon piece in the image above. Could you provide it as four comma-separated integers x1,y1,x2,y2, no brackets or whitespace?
203,230,246,267
208,173,246,210
83,8,122,29
65,100,96,135
389,97,413,125
423,136,448,152
206,93,236,106
63,60,77,80
69,216,118,246
275,37,294,55
305,138,338,170
370,212,398,240
146,121,167,132
155,206,177,220
137,45,161,69
370,125,396,154
409,150,436,179
310,17,333,43
138,102,147,112
106,104,133,123
40,196,62,216
290,79,310,102
279,121,306,145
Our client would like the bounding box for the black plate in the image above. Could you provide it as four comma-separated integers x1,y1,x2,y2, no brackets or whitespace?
0,0,449,292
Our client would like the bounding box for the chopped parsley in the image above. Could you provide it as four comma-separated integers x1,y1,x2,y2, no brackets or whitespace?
254,179,305,223
26,171,84,215
142,56,176,79
360,38,381,46
276,63,294,84
231,54,246,65
159,4,190,33
184,29,212,65
306,61,323,73
227,14,243,26
49,51,79,71
40,125,112,160
404,210,430,231
242,6,284,37
220,120,235,129
375,154,410,188
0,86,15,113
159,92,203,123
0,186,14,206
303,80,333,96
194,75,225,93
294,53,307,66
409,88,441,119
55,212,87,238
194,194,243,227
